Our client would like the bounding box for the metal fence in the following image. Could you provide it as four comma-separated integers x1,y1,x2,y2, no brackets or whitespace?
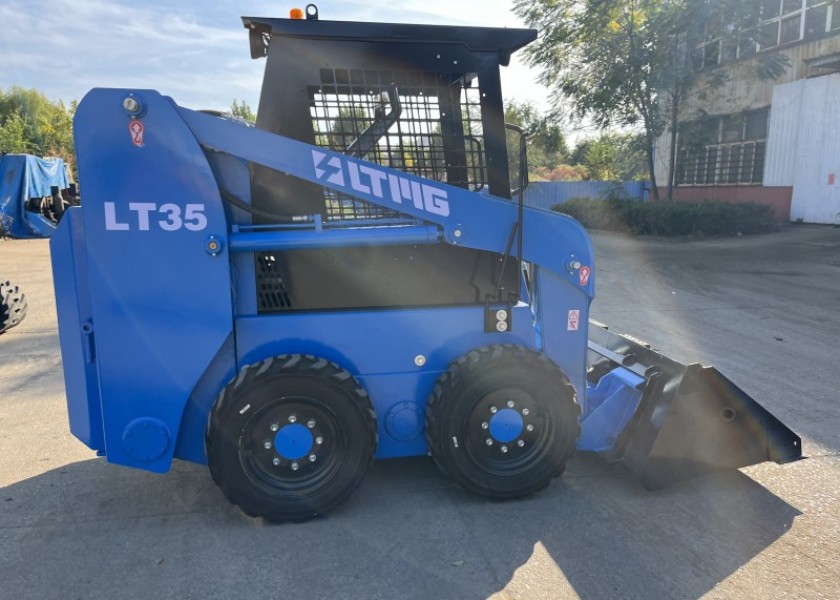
523,181,649,210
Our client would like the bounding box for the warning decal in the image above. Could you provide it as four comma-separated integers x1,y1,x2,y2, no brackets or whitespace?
567,309,580,331
129,120,144,147
579,266,591,287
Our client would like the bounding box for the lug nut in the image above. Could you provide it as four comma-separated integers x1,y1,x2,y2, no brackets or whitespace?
272,457,281,466
315,436,324,445
500,445,508,453
522,408,530,416
481,422,489,430
517,440,525,447
506,400,515,408
526,424,534,432
291,462,299,471
270,423,279,432
263,440,272,449
489,406,498,414
307,419,316,429
486,438,493,446
288,415,297,423
308,454,317,462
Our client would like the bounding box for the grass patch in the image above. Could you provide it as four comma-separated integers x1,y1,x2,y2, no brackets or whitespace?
553,198,776,236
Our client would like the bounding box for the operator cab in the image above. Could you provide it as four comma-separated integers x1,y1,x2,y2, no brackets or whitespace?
242,7,536,312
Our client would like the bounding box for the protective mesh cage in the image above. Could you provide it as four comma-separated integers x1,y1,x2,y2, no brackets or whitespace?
310,68,487,221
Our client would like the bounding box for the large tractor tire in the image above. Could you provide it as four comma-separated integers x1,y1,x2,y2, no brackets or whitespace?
426,344,581,500
206,354,377,522
0,280,28,334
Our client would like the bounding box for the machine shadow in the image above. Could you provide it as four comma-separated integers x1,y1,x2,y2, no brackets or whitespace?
0,453,800,600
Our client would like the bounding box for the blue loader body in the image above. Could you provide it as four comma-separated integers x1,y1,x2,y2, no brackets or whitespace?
50,10,802,522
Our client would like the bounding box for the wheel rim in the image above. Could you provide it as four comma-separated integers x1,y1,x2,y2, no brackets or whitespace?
239,397,343,494
463,387,555,476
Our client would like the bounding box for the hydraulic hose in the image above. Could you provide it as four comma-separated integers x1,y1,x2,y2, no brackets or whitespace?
219,189,303,224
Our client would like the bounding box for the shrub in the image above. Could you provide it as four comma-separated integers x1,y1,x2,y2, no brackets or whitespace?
552,198,776,237
530,164,589,181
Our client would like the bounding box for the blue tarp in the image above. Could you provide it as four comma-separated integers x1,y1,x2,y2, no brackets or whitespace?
0,154,69,238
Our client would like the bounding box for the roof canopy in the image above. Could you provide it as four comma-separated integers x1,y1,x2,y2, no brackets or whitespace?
242,16,536,66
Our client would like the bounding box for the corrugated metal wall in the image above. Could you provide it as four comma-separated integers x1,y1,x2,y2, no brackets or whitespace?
789,74,840,223
523,181,649,210
764,81,803,186
766,74,840,223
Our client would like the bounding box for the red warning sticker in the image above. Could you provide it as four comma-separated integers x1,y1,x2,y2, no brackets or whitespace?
579,266,591,286
567,309,580,331
129,120,144,147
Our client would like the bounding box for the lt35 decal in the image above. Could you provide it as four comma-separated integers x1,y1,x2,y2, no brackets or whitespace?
312,150,450,217
104,202,208,231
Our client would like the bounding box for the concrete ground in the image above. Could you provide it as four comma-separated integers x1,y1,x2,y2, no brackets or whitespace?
1,226,838,600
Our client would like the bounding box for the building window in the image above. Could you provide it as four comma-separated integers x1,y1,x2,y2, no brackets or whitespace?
695,1,839,66
676,109,769,186
739,30,759,58
759,0,804,49
703,40,720,68
780,14,803,43
760,20,782,48
805,3,829,37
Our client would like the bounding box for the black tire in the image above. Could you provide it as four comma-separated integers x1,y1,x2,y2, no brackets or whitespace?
0,280,28,334
426,344,581,500
206,354,377,522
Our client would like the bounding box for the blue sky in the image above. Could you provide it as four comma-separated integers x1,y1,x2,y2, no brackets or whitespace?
0,0,549,112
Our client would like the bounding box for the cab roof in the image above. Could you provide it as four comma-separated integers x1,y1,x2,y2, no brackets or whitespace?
241,16,536,66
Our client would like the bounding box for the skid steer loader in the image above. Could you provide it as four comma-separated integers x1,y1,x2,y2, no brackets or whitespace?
50,6,801,521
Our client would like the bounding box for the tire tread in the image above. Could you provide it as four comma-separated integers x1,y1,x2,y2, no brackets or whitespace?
426,344,581,500
206,354,377,522
0,280,28,334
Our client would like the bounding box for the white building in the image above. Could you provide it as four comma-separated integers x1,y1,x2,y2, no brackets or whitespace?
654,0,840,224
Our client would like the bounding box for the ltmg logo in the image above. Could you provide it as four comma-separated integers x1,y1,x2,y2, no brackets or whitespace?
312,150,450,217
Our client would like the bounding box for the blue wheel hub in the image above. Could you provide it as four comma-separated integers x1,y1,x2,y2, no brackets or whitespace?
489,408,524,443
275,423,313,460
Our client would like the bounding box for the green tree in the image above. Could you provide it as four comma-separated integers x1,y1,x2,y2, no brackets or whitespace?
329,106,372,150
0,110,34,154
583,138,619,181
571,133,647,181
230,99,256,122
504,100,569,170
0,87,75,167
513,0,787,199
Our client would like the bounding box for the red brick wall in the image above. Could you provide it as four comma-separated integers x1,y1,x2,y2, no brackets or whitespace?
655,186,793,221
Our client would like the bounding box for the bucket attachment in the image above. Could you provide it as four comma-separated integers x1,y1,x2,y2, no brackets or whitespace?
586,322,803,490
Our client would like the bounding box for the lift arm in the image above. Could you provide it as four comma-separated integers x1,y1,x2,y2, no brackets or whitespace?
177,101,595,299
